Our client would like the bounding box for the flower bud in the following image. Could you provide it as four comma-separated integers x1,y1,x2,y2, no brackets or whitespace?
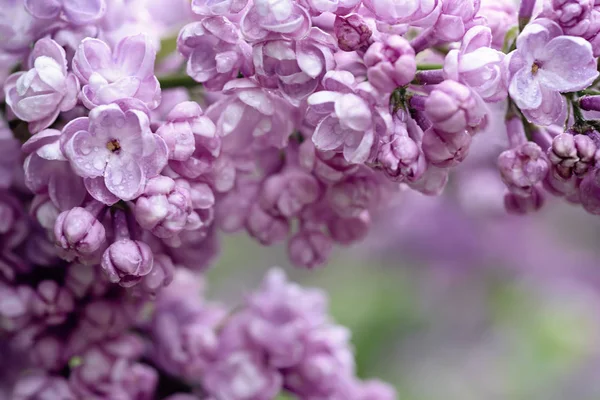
504,187,545,214
54,207,106,255
261,169,321,218
101,239,154,287
498,143,549,196
424,81,485,134
334,14,372,52
364,35,416,91
548,132,597,178
422,128,472,167
30,280,75,326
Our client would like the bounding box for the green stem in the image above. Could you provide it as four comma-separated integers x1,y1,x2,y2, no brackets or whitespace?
416,64,443,71
158,74,200,89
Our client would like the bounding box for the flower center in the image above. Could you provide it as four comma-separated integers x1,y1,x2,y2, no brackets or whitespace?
107,139,121,153
531,62,540,75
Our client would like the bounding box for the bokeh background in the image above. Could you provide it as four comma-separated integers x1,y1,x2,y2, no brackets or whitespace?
208,160,600,400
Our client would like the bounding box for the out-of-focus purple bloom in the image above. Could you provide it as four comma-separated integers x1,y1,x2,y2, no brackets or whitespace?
0,0,43,55
507,19,598,125
254,28,336,103
178,17,253,91
423,80,485,134
30,280,75,325
327,174,381,217
4,38,79,134
364,35,416,92
408,165,450,196
334,14,372,52
72,34,161,109
69,334,157,400
25,0,107,24
246,202,290,245
298,140,359,184
504,185,545,214
354,379,398,400
61,104,168,202
498,142,549,197
579,167,600,214
207,79,296,151
202,350,282,400
192,0,249,16
12,373,75,400
422,127,472,167
240,0,311,42
362,0,440,24
260,167,321,217
327,211,370,245
283,325,355,398
478,0,517,49
444,26,508,102
288,229,333,268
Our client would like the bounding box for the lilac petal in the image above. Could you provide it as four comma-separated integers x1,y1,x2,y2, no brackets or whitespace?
60,74,80,112
522,86,565,125
49,168,86,210
37,141,66,161
343,129,374,164
24,153,52,193
24,0,61,19
64,130,110,178
30,38,68,73
334,94,372,131
72,38,113,83
141,136,168,177
516,19,562,59
63,0,107,24
105,155,145,200
84,177,120,205
114,34,157,78
22,129,62,154
312,115,345,151
462,25,492,53
539,36,598,92
14,93,62,121
509,67,542,110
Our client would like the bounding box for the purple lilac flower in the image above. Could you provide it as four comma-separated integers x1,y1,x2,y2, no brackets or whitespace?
240,0,311,42
72,34,161,109
334,14,372,52
178,17,254,91
12,373,75,400
364,35,416,93
25,0,107,25
4,38,79,134
478,0,517,50
507,19,599,125
61,104,168,202
253,27,336,104
444,26,508,102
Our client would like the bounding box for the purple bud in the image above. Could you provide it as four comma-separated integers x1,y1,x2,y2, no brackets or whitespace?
328,175,380,218
134,176,201,239
377,132,425,182
30,336,65,371
548,132,596,178
30,280,75,325
504,187,545,214
580,95,600,111
334,14,372,52
364,35,416,92
422,128,472,168
54,207,106,255
424,81,485,134
101,239,154,287
498,143,549,196
550,0,593,29
408,165,449,196
288,230,333,269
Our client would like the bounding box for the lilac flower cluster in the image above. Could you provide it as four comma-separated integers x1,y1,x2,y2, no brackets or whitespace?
3,0,600,395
